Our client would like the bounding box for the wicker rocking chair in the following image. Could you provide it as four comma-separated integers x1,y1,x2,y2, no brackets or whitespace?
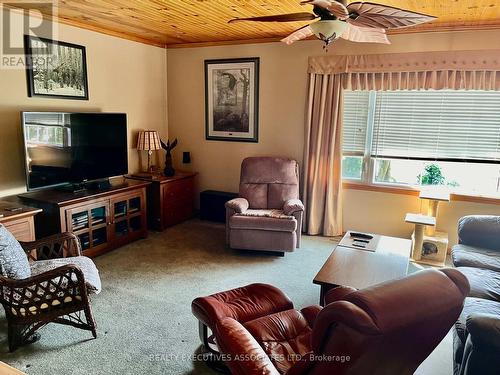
0,232,100,352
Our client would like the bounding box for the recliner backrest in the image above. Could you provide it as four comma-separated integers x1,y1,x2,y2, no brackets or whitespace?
239,157,299,209
305,269,469,375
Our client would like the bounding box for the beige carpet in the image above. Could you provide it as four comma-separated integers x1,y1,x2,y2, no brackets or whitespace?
0,219,452,374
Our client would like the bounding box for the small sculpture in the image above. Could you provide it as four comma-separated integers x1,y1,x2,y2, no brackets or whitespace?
161,138,178,177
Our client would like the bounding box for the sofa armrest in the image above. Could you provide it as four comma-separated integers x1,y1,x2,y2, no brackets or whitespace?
226,198,249,214
458,215,500,251
300,305,322,328
324,286,357,305
215,317,280,375
283,199,304,216
466,313,500,351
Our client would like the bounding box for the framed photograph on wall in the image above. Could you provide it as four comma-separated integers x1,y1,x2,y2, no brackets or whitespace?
205,58,259,142
24,35,89,100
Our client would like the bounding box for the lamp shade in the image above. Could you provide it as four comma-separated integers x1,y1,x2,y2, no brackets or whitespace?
309,20,348,42
137,131,161,151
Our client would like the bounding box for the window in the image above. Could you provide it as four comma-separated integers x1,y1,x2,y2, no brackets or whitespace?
342,90,500,195
24,113,70,147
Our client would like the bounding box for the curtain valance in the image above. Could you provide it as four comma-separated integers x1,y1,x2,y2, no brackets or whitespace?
308,50,500,90
309,50,500,74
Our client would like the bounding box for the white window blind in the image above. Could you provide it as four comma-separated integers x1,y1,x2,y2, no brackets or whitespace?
371,91,500,163
343,91,370,155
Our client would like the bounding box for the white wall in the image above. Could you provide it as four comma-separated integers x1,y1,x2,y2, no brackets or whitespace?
0,9,168,196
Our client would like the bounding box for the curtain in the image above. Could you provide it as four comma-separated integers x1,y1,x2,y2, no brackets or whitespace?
302,49,500,236
303,73,344,236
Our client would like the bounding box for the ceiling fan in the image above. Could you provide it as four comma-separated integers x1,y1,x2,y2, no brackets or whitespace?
229,0,436,48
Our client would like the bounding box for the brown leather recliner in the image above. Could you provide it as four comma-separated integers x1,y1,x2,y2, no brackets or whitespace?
192,269,469,375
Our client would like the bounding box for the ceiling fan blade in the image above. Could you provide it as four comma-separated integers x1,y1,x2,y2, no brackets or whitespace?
301,0,349,20
229,12,317,23
281,25,314,45
346,2,436,29
340,23,390,44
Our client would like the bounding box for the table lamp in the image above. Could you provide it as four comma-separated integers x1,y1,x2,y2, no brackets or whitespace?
137,130,161,173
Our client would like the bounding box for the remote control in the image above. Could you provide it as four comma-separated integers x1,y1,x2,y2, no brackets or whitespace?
349,232,373,240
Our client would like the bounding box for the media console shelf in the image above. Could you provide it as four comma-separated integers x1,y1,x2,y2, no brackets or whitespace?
19,178,150,258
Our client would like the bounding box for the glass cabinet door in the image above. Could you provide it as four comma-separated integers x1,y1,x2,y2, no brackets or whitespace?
67,202,110,253
110,194,144,239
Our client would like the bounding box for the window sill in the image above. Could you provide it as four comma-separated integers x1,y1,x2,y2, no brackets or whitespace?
342,181,500,205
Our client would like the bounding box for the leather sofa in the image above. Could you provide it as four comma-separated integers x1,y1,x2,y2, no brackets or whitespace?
225,157,304,255
192,268,469,374
451,215,500,375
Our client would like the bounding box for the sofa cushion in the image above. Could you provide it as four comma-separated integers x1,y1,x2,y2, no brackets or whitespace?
0,225,30,280
230,213,297,232
30,256,102,294
452,244,500,272
454,297,500,358
244,309,312,374
457,267,500,302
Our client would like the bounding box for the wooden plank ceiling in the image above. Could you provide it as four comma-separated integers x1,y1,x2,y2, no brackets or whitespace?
6,0,500,48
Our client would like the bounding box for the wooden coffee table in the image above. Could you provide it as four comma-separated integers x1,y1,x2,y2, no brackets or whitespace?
313,231,411,305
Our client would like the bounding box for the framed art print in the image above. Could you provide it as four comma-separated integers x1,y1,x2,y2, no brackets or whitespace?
205,57,259,142
24,35,89,100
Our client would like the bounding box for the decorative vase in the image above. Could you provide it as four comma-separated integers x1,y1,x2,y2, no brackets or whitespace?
164,154,175,177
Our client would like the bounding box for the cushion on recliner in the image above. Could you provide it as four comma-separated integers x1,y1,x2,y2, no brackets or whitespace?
230,214,297,232
268,184,299,209
244,309,312,374
452,244,500,272
0,225,30,280
240,183,268,209
30,256,102,294
456,267,500,302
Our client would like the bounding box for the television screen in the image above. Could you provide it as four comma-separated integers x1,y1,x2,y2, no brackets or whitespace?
21,112,128,190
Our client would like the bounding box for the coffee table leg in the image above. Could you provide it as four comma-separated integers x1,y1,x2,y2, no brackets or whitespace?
319,284,338,306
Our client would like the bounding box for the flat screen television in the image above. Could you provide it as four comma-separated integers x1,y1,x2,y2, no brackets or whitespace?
21,112,128,190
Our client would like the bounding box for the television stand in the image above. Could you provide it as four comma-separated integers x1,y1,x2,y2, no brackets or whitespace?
19,177,151,258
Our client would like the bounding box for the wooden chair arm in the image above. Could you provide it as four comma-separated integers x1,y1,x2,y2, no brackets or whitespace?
20,232,82,261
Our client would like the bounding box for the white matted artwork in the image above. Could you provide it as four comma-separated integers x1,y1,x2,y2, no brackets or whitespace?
205,58,259,142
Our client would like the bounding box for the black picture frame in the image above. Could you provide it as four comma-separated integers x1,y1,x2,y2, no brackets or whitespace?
205,57,259,142
24,35,89,100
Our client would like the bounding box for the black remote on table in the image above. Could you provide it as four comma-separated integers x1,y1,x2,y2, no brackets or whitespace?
349,232,373,240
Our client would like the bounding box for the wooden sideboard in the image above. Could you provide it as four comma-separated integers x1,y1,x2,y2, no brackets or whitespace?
19,178,150,257
0,201,42,242
127,172,196,231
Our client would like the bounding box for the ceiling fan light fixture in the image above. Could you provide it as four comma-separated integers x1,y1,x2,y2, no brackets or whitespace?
309,19,348,44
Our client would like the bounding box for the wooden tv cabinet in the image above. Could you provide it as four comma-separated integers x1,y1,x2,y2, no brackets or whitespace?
19,178,150,258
